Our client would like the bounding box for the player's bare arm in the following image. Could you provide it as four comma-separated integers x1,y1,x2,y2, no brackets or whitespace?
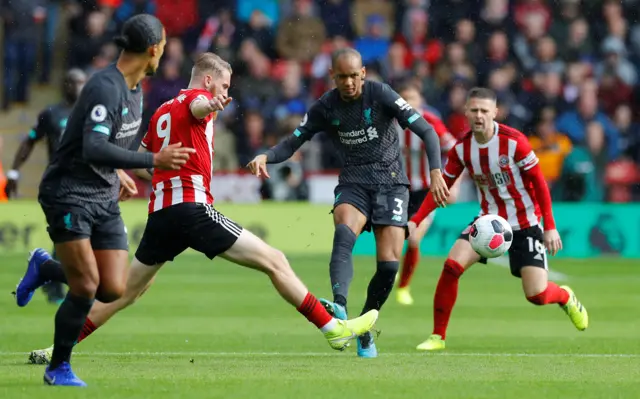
520,161,563,256
190,94,232,119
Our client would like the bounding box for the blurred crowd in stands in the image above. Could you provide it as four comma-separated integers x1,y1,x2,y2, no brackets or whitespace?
2,0,640,202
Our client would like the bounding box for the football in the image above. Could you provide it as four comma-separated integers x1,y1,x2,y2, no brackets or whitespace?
469,214,513,258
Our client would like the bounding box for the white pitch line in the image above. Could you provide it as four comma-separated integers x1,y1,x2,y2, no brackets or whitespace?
1,351,638,358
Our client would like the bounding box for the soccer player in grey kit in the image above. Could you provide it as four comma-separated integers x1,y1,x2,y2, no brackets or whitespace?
248,48,450,357
13,14,194,386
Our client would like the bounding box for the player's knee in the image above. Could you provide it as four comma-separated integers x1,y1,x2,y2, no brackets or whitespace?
526,289,546,305
95,283,126,303
263,248,292,276
443,258,465,278
408,235,421,248
68,275,99,298
376,260,399,276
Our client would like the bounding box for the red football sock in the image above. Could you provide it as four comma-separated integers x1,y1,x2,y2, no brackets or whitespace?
77,318,98,343
297,292,333,329
398,246,419,288
526,282,570,306
433,259,465,339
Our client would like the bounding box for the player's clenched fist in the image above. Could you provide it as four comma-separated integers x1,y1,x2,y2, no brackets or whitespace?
247,154,270,178
544,229,563,256
153,142,196,170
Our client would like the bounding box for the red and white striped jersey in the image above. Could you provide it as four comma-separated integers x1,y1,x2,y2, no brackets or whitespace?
444,122,541,230
399,110,456,191
142,88,215,214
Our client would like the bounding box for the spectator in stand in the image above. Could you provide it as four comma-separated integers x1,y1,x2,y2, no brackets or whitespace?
85,43,118,77
529,107,573,185
614,105,640,164
380,42,410,86
554,121,607,202
560,18,594,63
145,59,187,119
476,0,513,40
534,36,564,75
549,0,581,49
68,10,108,70
396,7,443,68
355,15,391,66
455,19,481,65
318,0,353,39
276,0,326,62
598,70,634,118
556,87,620,160
234,50,279,117
442,80,470,138
477,30,511,85
237,110,268,167
562,61,589,105
2,0,47,110
235,10,276,59
351,0,394,39
595,37,638,87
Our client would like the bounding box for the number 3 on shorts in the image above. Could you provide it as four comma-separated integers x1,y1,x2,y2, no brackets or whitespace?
393,198,403,215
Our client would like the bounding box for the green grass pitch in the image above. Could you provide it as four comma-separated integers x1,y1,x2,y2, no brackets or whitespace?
1,253,639,398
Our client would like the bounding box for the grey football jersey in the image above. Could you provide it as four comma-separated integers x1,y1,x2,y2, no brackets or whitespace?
287,81,426,185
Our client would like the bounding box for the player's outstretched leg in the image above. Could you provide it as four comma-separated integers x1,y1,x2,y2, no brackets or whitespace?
521,267,588,331
323,203,367,319
29,259,160,365
417,239,479,351
396,214,434,306
221,228,378,351
327,225,358,317
15,248,67,307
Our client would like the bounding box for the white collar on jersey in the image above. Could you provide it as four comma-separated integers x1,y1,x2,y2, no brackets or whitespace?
473,121,499,149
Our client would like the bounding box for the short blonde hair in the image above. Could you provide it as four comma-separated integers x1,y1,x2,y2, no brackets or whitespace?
193,52,232,77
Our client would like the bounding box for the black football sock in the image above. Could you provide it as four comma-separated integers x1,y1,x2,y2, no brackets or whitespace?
329,224,357,308
40,259,68,284
49,292,94,369
361,261,399,315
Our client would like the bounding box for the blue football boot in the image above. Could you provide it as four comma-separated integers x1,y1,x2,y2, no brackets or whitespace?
319,298,347,320
357,331,378,358
44,362,87,387
15,248,52,307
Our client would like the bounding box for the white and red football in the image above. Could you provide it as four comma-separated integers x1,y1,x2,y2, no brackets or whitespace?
469,214,513,258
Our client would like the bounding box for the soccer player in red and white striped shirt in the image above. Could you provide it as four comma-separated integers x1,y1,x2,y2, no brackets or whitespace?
409,87,588,351
26,53,378,363
394,82,461,305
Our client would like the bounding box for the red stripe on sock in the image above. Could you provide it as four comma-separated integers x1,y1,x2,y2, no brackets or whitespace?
77,318,97,343
433,259,465,339
398,246,420,288
526,282,569,306
297,292,333,329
